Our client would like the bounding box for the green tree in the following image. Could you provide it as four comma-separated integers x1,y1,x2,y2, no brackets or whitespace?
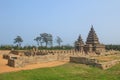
40,33,53,47
56,36,63,47
47,34,53,47
34,36,42,47
14,36,23,47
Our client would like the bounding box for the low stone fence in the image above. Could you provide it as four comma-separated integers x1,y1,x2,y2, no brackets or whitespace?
8,49,120,68
7,50,98,68
70,57,98,65
8,52,80,68
36,50,76,55
96,60,120,69
8,54,57,67
70,56,120,69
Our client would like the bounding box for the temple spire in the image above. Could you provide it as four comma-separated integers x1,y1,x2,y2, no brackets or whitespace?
90,25,95,32
78,34,82,41
75,34,84,46
78,34,84,44
86,25,99,45
75,34,84,51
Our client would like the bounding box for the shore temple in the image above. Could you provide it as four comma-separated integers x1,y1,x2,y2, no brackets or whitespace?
75,25,105,53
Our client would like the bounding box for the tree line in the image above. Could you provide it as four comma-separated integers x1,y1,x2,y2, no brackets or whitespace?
105,45,120,51
1,33,120,50
0,45,74,50
1,44,120,50
13,33,63,47
34,33,60,47
0,33,74,50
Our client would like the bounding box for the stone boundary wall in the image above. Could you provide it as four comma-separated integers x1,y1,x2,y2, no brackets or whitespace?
70,57,98,65
70,57,120,69
8,50,83,68
6,50,120,68
8,54,58,67
95,59,120,69
35,50,77,55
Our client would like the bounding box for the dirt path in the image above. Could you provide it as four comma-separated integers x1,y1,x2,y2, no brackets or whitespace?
0,55,69,74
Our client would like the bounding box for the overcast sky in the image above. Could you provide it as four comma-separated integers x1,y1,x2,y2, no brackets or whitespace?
0,0,120,46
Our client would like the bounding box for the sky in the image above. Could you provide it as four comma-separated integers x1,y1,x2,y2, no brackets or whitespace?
0,0,120,46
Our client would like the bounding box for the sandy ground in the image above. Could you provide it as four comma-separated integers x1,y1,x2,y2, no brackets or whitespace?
0,55,68,74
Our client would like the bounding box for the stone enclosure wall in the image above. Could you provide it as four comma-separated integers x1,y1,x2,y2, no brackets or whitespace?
7,50,83,68
70,56,120,69
8,54,58,67
2,50,120,69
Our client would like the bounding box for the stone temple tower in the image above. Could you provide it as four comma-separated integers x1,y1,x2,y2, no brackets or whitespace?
75,35,84,52
84,25,105,53
75,25,105,54
86,25,99,45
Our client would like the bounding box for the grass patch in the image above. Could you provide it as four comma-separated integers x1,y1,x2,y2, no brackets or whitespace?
0,63,120,80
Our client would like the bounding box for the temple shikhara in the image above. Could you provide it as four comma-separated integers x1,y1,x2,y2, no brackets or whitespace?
75,25,105,53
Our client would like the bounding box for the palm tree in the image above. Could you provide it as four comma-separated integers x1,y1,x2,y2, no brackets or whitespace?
14,36,23,47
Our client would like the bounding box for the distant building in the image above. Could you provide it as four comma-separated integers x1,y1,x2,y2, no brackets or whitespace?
75,25,105,53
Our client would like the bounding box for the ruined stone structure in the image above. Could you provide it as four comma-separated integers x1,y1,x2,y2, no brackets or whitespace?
4,26,120,70
70,53,120,69
75,25,105,53
5,50,82,68
75,35,84,53
2,49,120,69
